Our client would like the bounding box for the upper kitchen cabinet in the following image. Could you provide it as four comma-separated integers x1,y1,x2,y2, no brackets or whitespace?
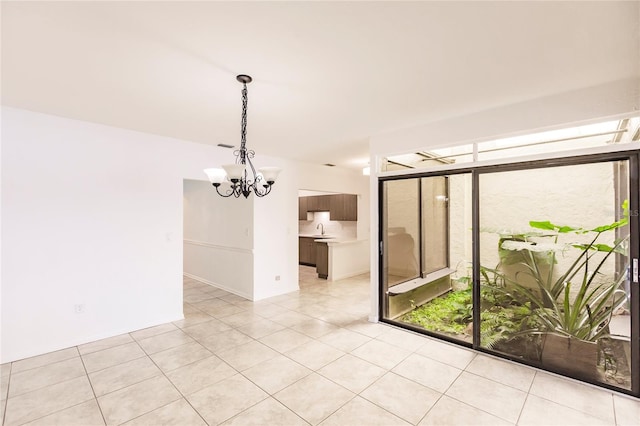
307,195,331,212
298,194,357,221
329,194,357,221
298,196,308,220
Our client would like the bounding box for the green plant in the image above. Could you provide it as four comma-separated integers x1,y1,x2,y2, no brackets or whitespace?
484,213,629,342
401,288,471,335
400,283,530,348
479,304,532,348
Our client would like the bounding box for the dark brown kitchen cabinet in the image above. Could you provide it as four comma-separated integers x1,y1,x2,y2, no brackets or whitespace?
305,196,316,213
329,194,357,221
298,196,308,220
316,242,328,279
306,195,331,212
299,194,357,221
299,237,317,266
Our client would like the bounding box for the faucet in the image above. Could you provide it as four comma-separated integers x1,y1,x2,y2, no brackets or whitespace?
316,223,325,235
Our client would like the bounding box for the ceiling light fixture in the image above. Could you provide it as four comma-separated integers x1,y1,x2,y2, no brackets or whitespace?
204,75,281,198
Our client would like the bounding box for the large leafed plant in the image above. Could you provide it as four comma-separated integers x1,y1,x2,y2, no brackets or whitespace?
483,208,629,342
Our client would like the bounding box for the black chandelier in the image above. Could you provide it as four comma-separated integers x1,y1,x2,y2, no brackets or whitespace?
204,74,281,198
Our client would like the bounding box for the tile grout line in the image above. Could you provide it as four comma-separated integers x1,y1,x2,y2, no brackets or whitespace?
189,276,384,423
516,370,538,425
443,392,518,425
357,370,434,425
8,350,79,376
128,351,209,426
526,371,620,423
264,330,412,424
461,369,530,394
77,348,108,426
185,275,396,424
182,296,322,425
5,357,89,401
224,307,355,425
416,393,446,426
223,369,311,426
178,276,632,426
178,289,285,424
130,326,181,343
7,350,103,426
514,392,531,426
1,364,12,426
416,354,477,424
78,340,135,358
437,360,465,405
316,392,360,425
86,337,182,423
433,365,521,425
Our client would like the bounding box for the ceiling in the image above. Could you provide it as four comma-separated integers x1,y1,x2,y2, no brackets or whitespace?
2,1,639,170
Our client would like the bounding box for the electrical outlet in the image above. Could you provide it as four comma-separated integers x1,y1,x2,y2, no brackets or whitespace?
74,304,85,314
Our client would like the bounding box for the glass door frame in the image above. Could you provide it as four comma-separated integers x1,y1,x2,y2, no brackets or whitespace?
378,150,640,397
378,168,475,348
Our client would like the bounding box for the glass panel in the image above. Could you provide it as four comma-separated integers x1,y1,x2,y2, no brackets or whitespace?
382,173,473,343
478,161,632,390
422,176,449,275
382,117,640,171
383,179,420,288
382,144,475,172
477,118,640,162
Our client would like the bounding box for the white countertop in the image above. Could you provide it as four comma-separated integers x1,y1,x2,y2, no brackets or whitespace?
299,234,365,244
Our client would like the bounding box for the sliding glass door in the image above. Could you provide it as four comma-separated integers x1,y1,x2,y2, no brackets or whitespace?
477,158,636,391
380,152,639,395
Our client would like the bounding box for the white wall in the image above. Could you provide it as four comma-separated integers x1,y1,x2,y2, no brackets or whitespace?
0,107,375,362
371,79,640,157
252,155,300,301
328,240,370,281
183,180,254,299
368,78,640,321
0,107,297,362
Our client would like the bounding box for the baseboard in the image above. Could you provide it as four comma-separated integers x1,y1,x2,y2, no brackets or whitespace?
1,313,184,364
330,268,370,282
183,272,253,300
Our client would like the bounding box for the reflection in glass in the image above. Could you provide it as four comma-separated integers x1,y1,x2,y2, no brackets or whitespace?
382,174,473,343
383,179,420,288
422,177,449,275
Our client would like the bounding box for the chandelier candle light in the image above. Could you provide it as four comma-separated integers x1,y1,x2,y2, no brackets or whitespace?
204,74,281,198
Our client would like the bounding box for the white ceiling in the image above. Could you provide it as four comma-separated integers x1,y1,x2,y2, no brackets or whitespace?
2,1,639,170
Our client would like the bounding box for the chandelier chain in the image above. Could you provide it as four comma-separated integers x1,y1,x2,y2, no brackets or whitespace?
205,74,280,198
240,82,248,158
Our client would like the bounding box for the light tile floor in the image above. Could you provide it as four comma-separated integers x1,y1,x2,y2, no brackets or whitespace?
1,266,640,425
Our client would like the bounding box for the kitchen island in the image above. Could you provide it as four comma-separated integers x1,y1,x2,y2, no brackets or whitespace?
299,234,369,281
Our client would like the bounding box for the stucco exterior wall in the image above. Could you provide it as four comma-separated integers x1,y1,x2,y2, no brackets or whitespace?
383,161,622,300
